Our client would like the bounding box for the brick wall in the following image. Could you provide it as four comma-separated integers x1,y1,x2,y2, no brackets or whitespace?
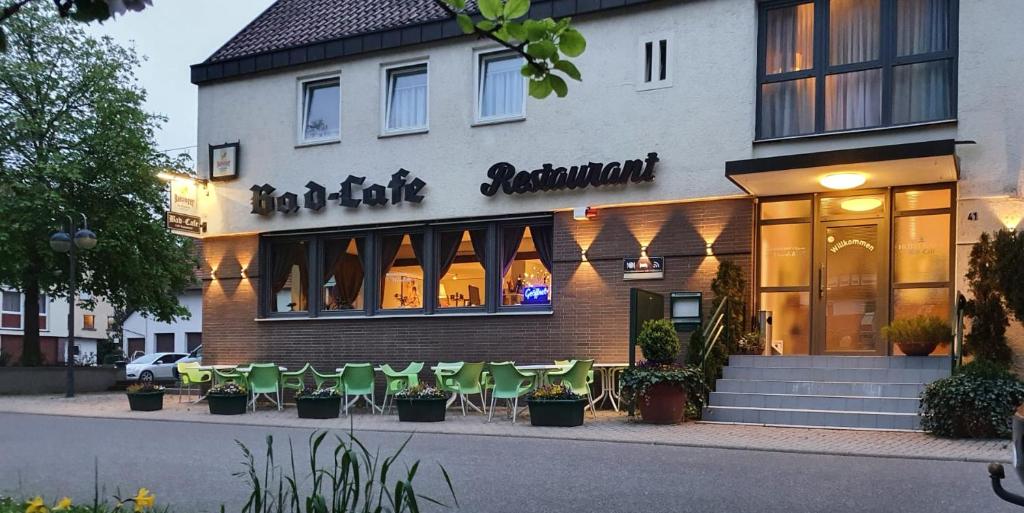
201,198,754,372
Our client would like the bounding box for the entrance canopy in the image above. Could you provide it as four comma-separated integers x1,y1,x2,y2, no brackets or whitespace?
725,140,958,197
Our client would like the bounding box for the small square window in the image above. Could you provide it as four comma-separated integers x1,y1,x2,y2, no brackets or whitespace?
477,52,525,123
384,64,428,134
299,77,340,143
637,34,672,91
83,314,95,331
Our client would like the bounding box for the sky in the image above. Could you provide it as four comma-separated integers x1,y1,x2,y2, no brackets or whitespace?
85,0,276,163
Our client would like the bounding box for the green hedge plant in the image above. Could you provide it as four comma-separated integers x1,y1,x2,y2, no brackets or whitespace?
920,361,1024,438
636,319,680,364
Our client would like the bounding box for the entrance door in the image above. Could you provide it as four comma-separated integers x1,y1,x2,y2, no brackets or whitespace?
814,219,889,355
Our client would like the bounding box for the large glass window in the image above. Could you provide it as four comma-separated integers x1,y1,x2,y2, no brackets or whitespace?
300,77,340,143
758,0,956,139
501,225,553,307
321,238,365,312
379,233,424,310
437,229,487,309
268,240,309,313
758,199,813,355
385,64,428,133
478,52,525,122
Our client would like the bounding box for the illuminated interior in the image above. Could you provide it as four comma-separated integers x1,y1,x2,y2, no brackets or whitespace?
502,226,552,306
438,229,486,309
380,233,423,309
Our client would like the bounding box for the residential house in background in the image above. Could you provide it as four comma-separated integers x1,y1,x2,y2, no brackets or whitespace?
0,288,115,365
121,288,203,359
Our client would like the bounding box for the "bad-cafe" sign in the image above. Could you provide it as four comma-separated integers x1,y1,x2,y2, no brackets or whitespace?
250,169,426,216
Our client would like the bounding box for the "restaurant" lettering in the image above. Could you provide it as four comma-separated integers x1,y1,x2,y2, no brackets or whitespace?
480,152,659,197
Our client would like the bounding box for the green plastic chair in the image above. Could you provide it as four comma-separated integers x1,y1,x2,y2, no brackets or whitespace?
549,359,597,417
447,362,486,416
281,363,311,404
380,363,423,413
247,363,282,412
312,367,342,393
486,362,535,423
554,359,594,385
433,361,462,395
340,363,379,414
176,362,201,402
212,367,246,388
178,362,211,403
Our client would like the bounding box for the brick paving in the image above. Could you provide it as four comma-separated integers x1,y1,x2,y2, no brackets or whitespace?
0,392,1009,463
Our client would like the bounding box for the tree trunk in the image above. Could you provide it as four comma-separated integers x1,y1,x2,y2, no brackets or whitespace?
20,276,42,366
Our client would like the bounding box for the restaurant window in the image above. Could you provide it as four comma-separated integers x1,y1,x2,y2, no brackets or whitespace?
437,228,487,309
758,0,956,139
384,64,428,133
83,314,95,331
321,237,365,312
299,76,341,143
477,51,525,122
379,232,425,310
501,225,553,307
758,198,812,354
267,239,309,314
1,290,21,329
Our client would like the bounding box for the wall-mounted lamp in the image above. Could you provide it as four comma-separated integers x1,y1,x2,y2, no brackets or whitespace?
705,243,714,256
581,249,588,262
240,267,249,278
640,245,649,257
572,206,598,221
210,267,219,280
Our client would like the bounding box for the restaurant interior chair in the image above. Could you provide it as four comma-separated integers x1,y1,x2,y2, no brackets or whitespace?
549,359,598,417
380,362,423,413
280,363,311,405
247,363,282,412
212,367,246,388
312,367,342,393
177,362,211,403
486,362,535,423
340,363,380,415
447,362,487,416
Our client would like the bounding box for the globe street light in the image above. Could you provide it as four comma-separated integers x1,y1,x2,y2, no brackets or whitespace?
49,214,97,398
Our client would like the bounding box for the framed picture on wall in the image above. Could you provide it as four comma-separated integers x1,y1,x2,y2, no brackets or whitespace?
209,142,240,181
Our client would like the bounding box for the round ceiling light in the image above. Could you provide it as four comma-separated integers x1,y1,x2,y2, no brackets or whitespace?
820,172,866,190
841,197,883,212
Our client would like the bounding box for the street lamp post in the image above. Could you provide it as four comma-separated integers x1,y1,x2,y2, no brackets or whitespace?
49,214,97,398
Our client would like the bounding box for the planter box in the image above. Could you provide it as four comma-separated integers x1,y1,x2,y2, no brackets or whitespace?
208,394,248,415
527,399,586,427
296,396,341,419
396,398,446,422
0,366,121,395
127,392,164,412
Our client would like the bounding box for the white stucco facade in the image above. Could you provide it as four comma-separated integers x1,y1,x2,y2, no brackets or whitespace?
121,290,203,356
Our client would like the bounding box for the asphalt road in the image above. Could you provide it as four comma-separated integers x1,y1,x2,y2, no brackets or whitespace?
0,412,1017,513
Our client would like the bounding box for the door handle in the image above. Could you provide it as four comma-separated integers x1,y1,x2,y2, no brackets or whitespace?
818,264,825,299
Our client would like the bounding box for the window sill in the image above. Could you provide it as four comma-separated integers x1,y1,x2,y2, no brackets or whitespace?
378,128,428,139
295,138,341,149
472,116,526,128
753,119,957,145
254,309,553,322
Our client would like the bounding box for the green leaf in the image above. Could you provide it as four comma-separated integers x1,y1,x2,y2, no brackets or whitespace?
523,19,547,41
553,60,581,81
520,63,534,77
505,21,527,41
476,20,496,31
526,40,556,60
446,0,467,9
558,28,586,57
529,77,553,99
478,0,502,20
504,0,531,19
456,14,475,34
549,74,568,97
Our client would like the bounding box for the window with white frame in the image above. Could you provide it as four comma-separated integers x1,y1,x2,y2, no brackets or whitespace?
477,52,525,122
299,77,341,143
384,64,428,133
1,290,20,329
638,34,672,90
38,295,47,331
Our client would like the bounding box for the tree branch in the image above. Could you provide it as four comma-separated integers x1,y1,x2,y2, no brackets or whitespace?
0,0,34,24
432,0,548,75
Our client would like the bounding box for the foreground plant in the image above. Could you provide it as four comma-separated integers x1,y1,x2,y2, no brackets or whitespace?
2,487,158,513
921,361,1024,438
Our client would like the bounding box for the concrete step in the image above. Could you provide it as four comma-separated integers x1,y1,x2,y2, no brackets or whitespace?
714,379,926,398
721,366,949,384
709,391,920,414
727,355,950,371
702,405,921,430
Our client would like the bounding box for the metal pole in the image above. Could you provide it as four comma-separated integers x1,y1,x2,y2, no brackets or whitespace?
65,228,76,398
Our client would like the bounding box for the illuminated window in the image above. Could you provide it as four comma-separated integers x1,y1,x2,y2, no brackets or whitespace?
83,314,95,331
437,229,487,309
268,240,309,313
501,225,553,307
321,238,365,312
379,233,424,310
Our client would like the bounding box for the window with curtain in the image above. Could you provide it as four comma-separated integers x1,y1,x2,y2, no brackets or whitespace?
478,52,525,121
268,240,309,313
1,290,22,329
300,77,340,142
385,65,427,132
437,229,487,309
501,225,553,306
379,233,424,310
758,0,955,139
321,237,365,311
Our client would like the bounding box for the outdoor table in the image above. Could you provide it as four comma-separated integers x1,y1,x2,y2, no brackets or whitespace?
514,364,562,388
592,363,629,412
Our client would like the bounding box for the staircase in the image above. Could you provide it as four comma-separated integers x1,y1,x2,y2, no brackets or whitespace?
702,355,950,430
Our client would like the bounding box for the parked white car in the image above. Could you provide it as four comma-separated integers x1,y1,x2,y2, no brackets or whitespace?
125,352,187,382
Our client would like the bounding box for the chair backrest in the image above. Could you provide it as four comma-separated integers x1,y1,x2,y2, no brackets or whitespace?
451,362,484,391
400,362,424,375
558,359,594,394
488,362,532,395
379,364,400,377
435,361,462,371
184,366,210,383
341,363,375,393
553,359,573,368
248,364,280,393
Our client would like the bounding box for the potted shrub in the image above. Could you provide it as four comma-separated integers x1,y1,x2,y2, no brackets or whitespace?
295,386,342,419
526,384,586,427
882,315,951,356
395,385,447,422
620,318,704,424
207,382,248,415
126,383,165,412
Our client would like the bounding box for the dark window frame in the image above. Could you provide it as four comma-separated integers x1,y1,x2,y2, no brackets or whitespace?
260,236,316,318
317,232,371,318
496,221,555,314
756,0,959,141
433,223,492,314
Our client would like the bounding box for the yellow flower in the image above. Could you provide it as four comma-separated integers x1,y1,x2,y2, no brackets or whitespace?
25,496,49,513
53,497,72,511
132,488,155,512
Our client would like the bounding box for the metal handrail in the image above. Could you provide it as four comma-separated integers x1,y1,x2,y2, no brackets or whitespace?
700,299,729,367
953,292,967,370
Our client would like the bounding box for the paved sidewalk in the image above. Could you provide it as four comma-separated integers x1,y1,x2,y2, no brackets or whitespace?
0,393,1009,463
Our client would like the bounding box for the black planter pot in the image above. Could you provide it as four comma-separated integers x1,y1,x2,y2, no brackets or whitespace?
296,396,342,419
527,399,586,427
396,398,447,422
208,394,248,415
127,392,164,412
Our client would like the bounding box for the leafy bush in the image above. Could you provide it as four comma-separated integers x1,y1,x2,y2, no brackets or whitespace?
993,229,1024,325
619,361,705,409
882,315,950,344
295,386,340,399
711,260,747,353
735,331,764,355
126,383,165,394
920,361,1024,438
636,319,680,364
394,385,446,400
527,384,580,401
208,383,247,396
965,232,1013,365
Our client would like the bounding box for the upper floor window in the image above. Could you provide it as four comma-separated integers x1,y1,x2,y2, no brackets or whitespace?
638,33,672,90
299,76,340,143
477,51,525,123
757,0,956,140
83,314,96,331
383,63,428,134
1,290,47,330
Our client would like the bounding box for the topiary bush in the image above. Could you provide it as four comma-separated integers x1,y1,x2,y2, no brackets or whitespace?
920,361,1024,438
636,319,680,364
965,233,1013,365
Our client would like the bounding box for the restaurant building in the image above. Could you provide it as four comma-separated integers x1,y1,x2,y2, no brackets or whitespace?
191,0,1024,427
